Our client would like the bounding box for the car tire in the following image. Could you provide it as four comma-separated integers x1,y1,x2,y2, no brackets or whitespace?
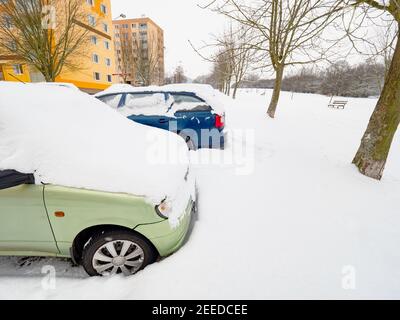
81,230,157,277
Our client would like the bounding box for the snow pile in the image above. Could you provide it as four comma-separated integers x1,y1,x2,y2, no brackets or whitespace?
95,83,228,116
0,82,193,226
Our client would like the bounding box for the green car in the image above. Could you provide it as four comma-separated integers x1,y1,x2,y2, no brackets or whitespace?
0,169,194,277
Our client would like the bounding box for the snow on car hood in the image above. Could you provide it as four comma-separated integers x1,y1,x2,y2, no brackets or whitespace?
95,83,227,115
0,82,193,226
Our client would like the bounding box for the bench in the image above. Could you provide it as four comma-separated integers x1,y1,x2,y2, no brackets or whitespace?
328,100,348,109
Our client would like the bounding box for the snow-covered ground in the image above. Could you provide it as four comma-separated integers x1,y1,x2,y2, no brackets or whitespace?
1,89,399,299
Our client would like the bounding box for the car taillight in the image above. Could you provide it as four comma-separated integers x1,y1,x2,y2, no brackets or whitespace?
215,114,225,129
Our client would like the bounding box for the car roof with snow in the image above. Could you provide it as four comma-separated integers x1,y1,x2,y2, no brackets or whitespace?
95,84,226,114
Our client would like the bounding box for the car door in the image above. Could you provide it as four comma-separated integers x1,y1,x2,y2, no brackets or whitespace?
122,93,172,131
0,170,59,254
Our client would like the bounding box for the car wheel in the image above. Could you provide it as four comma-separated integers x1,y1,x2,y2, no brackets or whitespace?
81,230,157,277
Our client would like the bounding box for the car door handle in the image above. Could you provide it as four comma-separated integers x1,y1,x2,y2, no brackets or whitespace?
159,119,169,124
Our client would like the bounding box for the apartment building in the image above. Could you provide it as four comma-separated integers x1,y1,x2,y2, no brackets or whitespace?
0,0,116,93
113,17,165,86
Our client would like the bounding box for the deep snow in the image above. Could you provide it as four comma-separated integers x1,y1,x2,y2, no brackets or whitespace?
0,88,399,299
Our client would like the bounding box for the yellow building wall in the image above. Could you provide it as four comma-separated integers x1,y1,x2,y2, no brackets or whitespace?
1,0,116,92
0,64,31,83
56,0,116,92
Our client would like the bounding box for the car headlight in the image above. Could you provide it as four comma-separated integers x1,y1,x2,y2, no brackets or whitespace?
155,200,172,219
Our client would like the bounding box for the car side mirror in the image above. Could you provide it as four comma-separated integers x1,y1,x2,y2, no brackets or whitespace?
0,170,35,190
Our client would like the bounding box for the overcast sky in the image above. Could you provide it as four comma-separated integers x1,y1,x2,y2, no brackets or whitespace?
111,0,228,79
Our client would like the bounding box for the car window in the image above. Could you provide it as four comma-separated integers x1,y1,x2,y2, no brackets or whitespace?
172,94,204,104
98,94,123,109
171,94,212,112
0,170,35,190
121,93,168,116
124,93,166,109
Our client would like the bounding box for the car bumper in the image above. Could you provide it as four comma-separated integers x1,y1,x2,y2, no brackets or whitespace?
134,199,195,257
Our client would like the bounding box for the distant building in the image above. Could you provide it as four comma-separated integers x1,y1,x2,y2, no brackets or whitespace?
113,17,165,86
0,0,116,94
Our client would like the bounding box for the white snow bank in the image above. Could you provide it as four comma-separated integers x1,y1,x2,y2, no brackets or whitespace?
95,83,229,116
0,82,193,226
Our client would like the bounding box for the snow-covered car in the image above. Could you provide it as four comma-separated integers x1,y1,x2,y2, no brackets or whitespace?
36,82,81,91
95,84,227,150
0,82,196,277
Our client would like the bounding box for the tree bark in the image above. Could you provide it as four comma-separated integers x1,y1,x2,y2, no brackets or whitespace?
352,32,400,180
232,83,238,99
267,64,284,118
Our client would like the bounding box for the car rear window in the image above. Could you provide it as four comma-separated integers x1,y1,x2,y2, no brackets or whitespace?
171,94,212,112
124,93,166,109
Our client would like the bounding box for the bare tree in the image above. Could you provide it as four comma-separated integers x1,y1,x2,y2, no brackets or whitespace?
372,24,398,82
0,0,91,82
190,24,254,98
173,65,187,83
320,61,352,96
214,49,233,94
117,37,134,84
204,0,345,117
344,0,400,180
131,31,163,86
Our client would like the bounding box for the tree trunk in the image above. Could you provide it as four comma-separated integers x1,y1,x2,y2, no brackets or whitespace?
267,65,284,118
352,33,400,180
232,83,238,99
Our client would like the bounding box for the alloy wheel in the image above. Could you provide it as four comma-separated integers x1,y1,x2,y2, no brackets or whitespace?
92,240,145,276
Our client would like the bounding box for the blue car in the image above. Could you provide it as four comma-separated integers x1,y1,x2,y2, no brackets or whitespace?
96,88,226,150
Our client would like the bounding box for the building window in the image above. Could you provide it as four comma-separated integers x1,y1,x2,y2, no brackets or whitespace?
132,24,136,28
88,15,95,27
105,58,111,66
9,40,17,51
104,40,110,50
92,53,99,63
86,0,94,6
139,23,147,30
91,35,97,45
107,75,112,82
102,23,108,33
13,64,23,75
100,4,107,14
4,15,12,29
94,72,101,81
